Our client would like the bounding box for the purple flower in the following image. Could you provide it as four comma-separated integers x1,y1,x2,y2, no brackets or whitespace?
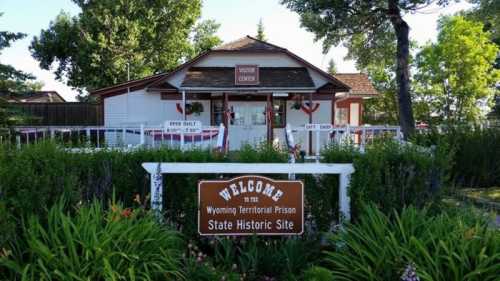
401,263,420,281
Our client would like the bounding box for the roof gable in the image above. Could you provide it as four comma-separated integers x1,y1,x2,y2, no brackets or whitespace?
214,36,286,52
91,35,351,96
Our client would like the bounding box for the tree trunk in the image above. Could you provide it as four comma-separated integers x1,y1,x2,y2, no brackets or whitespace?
388,0,415,139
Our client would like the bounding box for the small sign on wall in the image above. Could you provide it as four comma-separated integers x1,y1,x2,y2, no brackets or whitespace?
164,120,202,133
198,175,303,235
304,123,333,131
235,65,259,85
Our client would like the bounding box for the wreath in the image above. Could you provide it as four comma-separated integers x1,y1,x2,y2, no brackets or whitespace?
290,95,320,114
176,102,204,116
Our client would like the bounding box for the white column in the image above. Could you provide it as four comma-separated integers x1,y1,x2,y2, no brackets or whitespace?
140,124,145,146
182,90,186,121
339,172,351,222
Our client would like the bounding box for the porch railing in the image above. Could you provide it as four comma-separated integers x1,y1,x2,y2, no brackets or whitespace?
6,124,226,151
285,124,404,161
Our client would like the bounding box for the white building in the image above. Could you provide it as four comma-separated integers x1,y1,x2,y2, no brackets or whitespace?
91,36,378,152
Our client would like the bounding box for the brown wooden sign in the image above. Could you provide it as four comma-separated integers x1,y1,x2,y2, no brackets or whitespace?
235,65,259,85
198,175,303,236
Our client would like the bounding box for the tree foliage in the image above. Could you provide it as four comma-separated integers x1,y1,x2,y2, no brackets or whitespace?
256,18,266,41
466,0,500,73
414,16,499,122
30,0,221,94
0,13,41,93
281,0,454,137
327,58,337,75
189,19,222,59
344,26,400,124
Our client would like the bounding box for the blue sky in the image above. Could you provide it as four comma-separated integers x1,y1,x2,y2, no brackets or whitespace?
0,0,473,101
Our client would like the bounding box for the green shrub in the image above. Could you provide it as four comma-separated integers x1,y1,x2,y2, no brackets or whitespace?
303,266,333,281
321,205,500,281
0,200,183,281
414,126,500,188
206,236,320,281
322,141,451,219
231,142,288,163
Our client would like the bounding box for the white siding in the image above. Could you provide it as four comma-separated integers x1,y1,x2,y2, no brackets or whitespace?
103,89,210,127
195,53,302,67
104,94,127,126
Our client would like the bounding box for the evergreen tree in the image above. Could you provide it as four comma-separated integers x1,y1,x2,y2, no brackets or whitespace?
327,59,337,75
256,19,266,41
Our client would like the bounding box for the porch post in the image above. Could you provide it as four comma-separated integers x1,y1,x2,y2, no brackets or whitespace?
223,92,229,152
267,93,273,144
182,90,186,120
331,92,336,126
308,92,313,155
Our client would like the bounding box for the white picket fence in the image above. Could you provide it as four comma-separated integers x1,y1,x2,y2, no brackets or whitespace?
8,124,226,151
285,124,403,161
6,123,403,156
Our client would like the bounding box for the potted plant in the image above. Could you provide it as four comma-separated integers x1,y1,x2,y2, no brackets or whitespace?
290,95,303,110
189,102,204,116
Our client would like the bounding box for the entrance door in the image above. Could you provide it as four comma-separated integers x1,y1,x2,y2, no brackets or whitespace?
228,102,268,150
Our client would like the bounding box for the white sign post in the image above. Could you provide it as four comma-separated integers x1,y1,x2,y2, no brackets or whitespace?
304,123,334,161
142,162,354,224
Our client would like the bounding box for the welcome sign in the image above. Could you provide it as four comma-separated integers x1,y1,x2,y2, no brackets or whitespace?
198,175,303,235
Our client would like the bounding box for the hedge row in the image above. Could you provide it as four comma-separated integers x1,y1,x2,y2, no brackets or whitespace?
414,126,500,188
0,140,450,242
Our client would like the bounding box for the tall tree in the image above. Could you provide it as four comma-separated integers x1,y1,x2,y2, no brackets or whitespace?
30,0,203,94
345,28,401,124
327,58,337,75
414,16,499,122
282,0,455,138
0,13,41,93
256,19,266,41
189,19,222,58
466,0,500,69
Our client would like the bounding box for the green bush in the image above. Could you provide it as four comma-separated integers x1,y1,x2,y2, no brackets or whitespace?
0,200,183,281
319,205,500,281
207,236,320,281
414,126,500,188
322,140,451,219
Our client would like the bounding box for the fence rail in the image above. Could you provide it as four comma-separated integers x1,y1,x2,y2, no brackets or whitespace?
5,124,226,151
4,123,403,155
286,124,404,161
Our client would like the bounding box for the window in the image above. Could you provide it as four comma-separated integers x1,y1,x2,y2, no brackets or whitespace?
212,100,224,126
335,107,349,126
272,99,286,128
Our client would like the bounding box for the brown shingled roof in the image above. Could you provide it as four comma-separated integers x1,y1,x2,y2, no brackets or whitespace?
91,35,352,97
214,36,286,52
181,67,315,88
333,73,379,96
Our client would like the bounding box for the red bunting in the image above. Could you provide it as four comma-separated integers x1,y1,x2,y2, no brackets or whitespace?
292,95,320,115
176,103,193,115
300,103,320,114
